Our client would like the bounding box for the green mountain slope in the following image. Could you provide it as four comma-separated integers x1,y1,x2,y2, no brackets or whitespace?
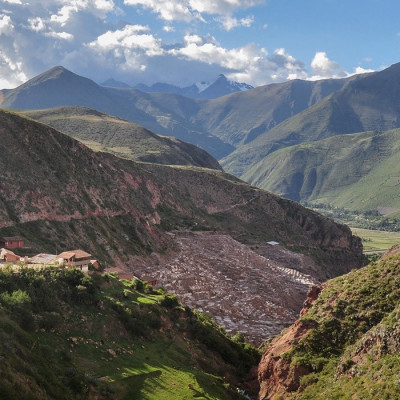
258,248,400,400
242,129,400,218
222,62,400,177
0,267,259,399
192,75,362,147
22,106,222,170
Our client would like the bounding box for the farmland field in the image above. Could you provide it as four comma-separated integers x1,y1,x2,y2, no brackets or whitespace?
351,227,400,253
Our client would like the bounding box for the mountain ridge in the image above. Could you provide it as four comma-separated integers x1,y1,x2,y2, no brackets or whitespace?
242,128,400,214
131,73,253,99
22,106,222,170
0,66,234,159
0,65,368,160
222,62,400,177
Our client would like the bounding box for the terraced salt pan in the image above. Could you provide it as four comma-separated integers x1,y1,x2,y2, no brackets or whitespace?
132,232,317,345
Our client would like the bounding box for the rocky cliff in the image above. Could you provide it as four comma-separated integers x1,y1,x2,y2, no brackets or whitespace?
258,250,400,399
258,286,323,399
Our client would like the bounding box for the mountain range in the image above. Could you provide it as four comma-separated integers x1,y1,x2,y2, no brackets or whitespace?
2,63,400,222
0,66,234,159
102,74,254,99
242,128,400,219
0,65,360,159
221,63,400,220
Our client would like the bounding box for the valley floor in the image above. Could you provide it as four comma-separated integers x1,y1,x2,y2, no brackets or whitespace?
350,227,400,254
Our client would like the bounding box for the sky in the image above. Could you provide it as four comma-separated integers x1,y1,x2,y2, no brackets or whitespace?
0,0,399,89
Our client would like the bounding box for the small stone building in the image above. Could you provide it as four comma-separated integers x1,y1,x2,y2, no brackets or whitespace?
58,249,92,271
0,248,20,262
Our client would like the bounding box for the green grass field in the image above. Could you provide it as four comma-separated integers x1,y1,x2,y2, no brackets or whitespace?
351,227,400,253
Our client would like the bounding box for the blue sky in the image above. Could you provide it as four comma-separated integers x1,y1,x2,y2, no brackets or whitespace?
0,0,399,88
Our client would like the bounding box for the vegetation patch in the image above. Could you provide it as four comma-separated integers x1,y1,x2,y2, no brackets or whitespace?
0,267,259,399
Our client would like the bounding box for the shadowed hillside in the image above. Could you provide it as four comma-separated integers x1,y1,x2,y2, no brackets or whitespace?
0,108,365,346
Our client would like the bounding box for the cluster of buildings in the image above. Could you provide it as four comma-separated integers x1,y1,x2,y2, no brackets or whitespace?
0,236,99,272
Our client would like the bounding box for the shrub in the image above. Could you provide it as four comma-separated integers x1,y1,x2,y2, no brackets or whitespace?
37,312,63,330
159,294,179,308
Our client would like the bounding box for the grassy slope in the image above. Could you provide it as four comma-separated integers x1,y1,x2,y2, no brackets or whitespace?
241,129,400,216
270,251,400,399
0,267,259,400
22,106,222,170
190,75,361,148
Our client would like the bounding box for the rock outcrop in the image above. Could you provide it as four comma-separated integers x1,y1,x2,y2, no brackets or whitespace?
258,285,323,399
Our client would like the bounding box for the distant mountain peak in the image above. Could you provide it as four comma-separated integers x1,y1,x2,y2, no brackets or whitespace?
135,74,253,99
101,78,131,88
195,74,254,98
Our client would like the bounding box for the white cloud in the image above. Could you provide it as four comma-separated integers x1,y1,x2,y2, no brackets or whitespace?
183,33,206,45
0,51,27,88
0,0,119,88
124,0,264,22
50,0,115,26
353,66,374,74
88,25,163,56
310,51,348,79
124,0,195,22
189,0,263,15
163,25,175,32
45,30,74,40
169,37,307,86
216,14,254,31
27,17,46,32
0,0,376,91
0,14,14,35
309,52,377,80
85,25,164,74
50,5,76,26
